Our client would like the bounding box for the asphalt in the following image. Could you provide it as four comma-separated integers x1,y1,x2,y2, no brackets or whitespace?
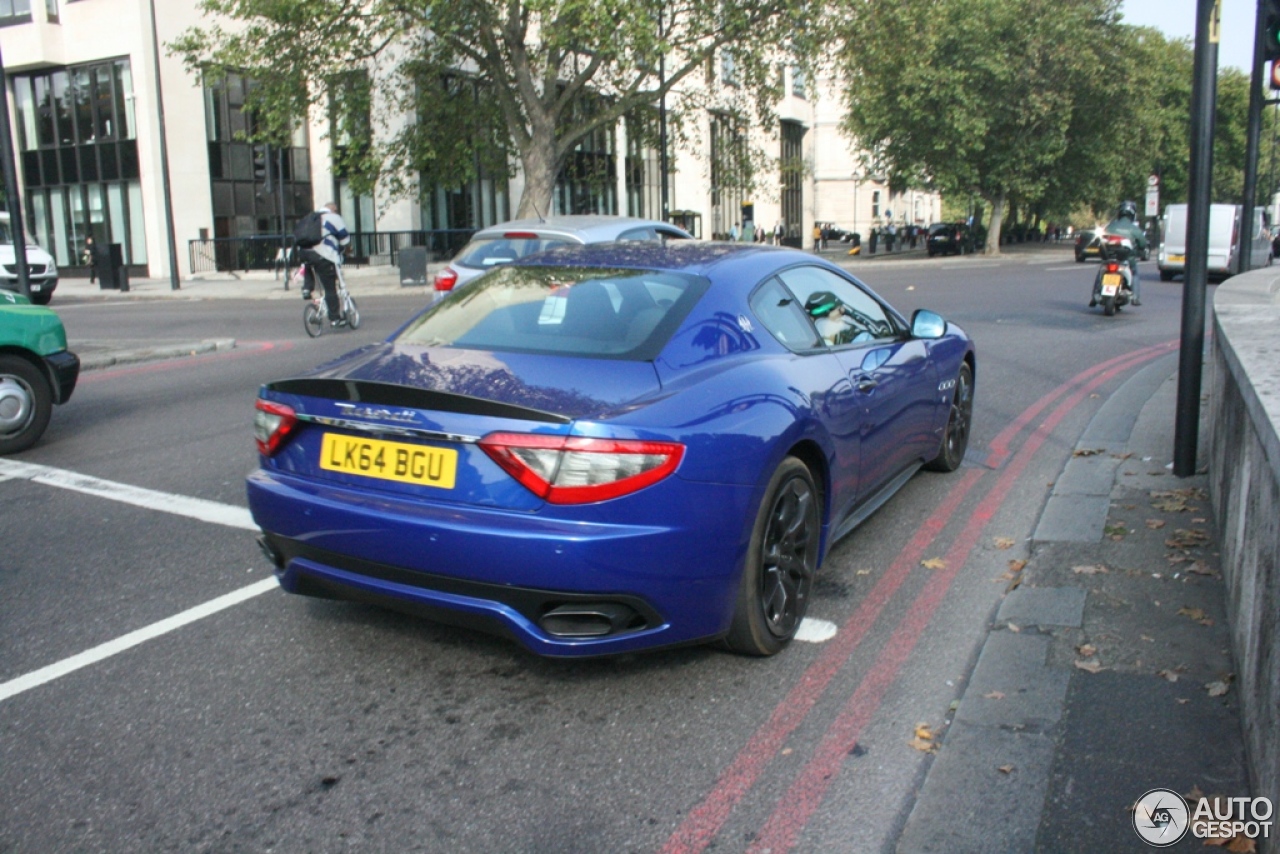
46,245,1248,850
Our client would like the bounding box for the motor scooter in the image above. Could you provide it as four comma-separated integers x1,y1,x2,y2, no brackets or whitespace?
1092,234,1135,316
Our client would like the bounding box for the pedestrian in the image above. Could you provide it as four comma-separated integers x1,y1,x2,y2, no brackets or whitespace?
885,223,897,253
755,225,764,243
813,224,822,252
869,227,878,255
82,237,95,284
774,221,784,245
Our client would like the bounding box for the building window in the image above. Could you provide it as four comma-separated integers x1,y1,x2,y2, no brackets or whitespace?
13,59,146,268
44,0,56,23
791,65,806,99
0,0,31,26
780,120,805,246
625,108,662,220
420,75,510,231
721,51,738,88
555,95,617,215
872,190,881,219
203,71,313,240
710,112,748,240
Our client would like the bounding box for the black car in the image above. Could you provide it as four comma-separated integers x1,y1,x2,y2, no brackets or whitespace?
1074,229,1102,262
926,223,973,257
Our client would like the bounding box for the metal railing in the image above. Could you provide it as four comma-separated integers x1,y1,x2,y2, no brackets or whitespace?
187,229,476,274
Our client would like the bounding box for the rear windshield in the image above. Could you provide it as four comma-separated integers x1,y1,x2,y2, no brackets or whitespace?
454,236,574,270
396,265,709,360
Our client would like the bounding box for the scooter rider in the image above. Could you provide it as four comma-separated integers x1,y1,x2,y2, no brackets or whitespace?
1090,200,1147,307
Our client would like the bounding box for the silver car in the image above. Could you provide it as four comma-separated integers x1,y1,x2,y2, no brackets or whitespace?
433,215,693,293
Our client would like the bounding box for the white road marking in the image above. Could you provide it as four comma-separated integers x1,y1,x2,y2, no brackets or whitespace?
0,458,270,702
794,618,838,643
1044,266,1086,272
0,459,256,530
0,578,278,703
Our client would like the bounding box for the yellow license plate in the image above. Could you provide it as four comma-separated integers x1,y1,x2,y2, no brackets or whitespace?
1168,254,1185,264
1102,273,1123,287
320,433,457,489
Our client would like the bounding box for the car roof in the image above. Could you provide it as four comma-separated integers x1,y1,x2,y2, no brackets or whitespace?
471,215,690,242
511,240,824,282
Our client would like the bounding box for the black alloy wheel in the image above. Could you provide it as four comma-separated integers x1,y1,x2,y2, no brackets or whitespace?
724,458,821,656
926,362,973,473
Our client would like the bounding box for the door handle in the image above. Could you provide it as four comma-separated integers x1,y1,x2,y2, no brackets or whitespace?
856,377,878,393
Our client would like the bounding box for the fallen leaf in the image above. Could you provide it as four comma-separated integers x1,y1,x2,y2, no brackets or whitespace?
1008,559,1027,573
1166,529,1210,549
1177,698,1190,704
921,558,946,570
1074,659,1103,673
1192,517,1207,524
1007,623,1021,633
1225,838,1258,853
1141,635,1155,643
856,569,872,576
1206,681,1230,697
1157,670,1179,683
908,737,937,753
781,748,792,756
1177,606,1213,626
1077,643,1097,657
914,723,933,741
1073,564,1109,575
1073,448,1105,457
997,764,1015,774
1111,452,1133,460
1145,519,1166,529
983,691,1006,700
993,537,1016,550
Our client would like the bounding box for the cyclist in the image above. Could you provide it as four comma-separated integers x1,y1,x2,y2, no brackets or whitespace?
300,202,351,324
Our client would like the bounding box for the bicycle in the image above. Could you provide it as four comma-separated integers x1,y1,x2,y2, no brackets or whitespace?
301,263,361,337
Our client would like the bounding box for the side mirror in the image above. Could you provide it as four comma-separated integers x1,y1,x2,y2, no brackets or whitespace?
911,309,947,340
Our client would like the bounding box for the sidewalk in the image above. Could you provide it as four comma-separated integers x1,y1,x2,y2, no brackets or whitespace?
897,356,1250,852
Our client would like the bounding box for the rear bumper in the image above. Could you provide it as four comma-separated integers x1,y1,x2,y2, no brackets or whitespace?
246,469,754,656
43,350,79,403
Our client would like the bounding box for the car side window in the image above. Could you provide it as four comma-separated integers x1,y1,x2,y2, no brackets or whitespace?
777,266,897,347
749,277,824,351
618,227,657,242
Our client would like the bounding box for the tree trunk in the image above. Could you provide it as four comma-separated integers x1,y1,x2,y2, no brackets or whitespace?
984,193,1006,256
515,127,558,220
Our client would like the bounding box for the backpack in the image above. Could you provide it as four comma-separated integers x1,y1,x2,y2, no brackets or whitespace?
293,211,325,248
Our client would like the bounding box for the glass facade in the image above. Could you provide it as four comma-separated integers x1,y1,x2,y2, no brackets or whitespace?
780,120,805,246
710,112,748,240
625,108,662,220
0,0,31,26
204,71,313,239
420,75,510,231
554,96,617,216
13,58,147,268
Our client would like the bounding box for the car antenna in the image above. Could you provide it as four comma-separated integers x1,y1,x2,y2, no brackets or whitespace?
531,200,546,223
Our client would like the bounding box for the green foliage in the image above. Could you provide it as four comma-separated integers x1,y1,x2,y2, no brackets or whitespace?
836,0,1272,232
172,0,824,217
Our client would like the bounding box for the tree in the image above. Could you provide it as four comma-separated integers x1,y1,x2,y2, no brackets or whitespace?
838,0,1133,253
172,0,824,220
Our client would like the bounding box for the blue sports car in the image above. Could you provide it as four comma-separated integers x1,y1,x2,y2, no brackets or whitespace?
248,242,974,657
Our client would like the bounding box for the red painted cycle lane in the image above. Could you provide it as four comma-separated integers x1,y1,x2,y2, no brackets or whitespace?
662,339,1178,854
744,341,1178,853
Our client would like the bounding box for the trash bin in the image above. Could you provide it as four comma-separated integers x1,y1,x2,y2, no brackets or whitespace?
92,243,115,289
398,246,428,287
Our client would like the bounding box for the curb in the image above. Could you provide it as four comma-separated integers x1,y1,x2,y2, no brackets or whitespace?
77,338,237,371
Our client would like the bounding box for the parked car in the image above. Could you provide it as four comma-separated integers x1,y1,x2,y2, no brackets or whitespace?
0,214,59,305
926,222,973,257
432,215,693,294
1074,229,1102,262
0,288,80,453
248,242,975,658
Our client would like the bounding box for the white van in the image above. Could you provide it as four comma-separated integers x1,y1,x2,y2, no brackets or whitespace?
0,213,59,305
1158,203,1272,281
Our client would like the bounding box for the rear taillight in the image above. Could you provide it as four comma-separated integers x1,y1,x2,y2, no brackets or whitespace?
254,399,298,456
434,267,458,291
1106,262,1120,273
479,433,685,504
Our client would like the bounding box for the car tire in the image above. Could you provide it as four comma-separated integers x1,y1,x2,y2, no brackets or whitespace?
29,291,51,306
0,355,53,455
1075,253,1084,263
1159,270,1175,282
723,457,821,656
925,362,973,473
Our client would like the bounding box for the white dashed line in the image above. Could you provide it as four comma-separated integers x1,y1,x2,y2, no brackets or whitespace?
0,459,256,530
0,458,269,703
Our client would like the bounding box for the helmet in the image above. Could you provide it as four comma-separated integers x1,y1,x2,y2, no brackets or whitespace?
805,291,841,317
1117,200,1138,221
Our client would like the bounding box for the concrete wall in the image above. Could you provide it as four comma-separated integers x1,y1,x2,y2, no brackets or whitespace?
1207,266,1280,813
